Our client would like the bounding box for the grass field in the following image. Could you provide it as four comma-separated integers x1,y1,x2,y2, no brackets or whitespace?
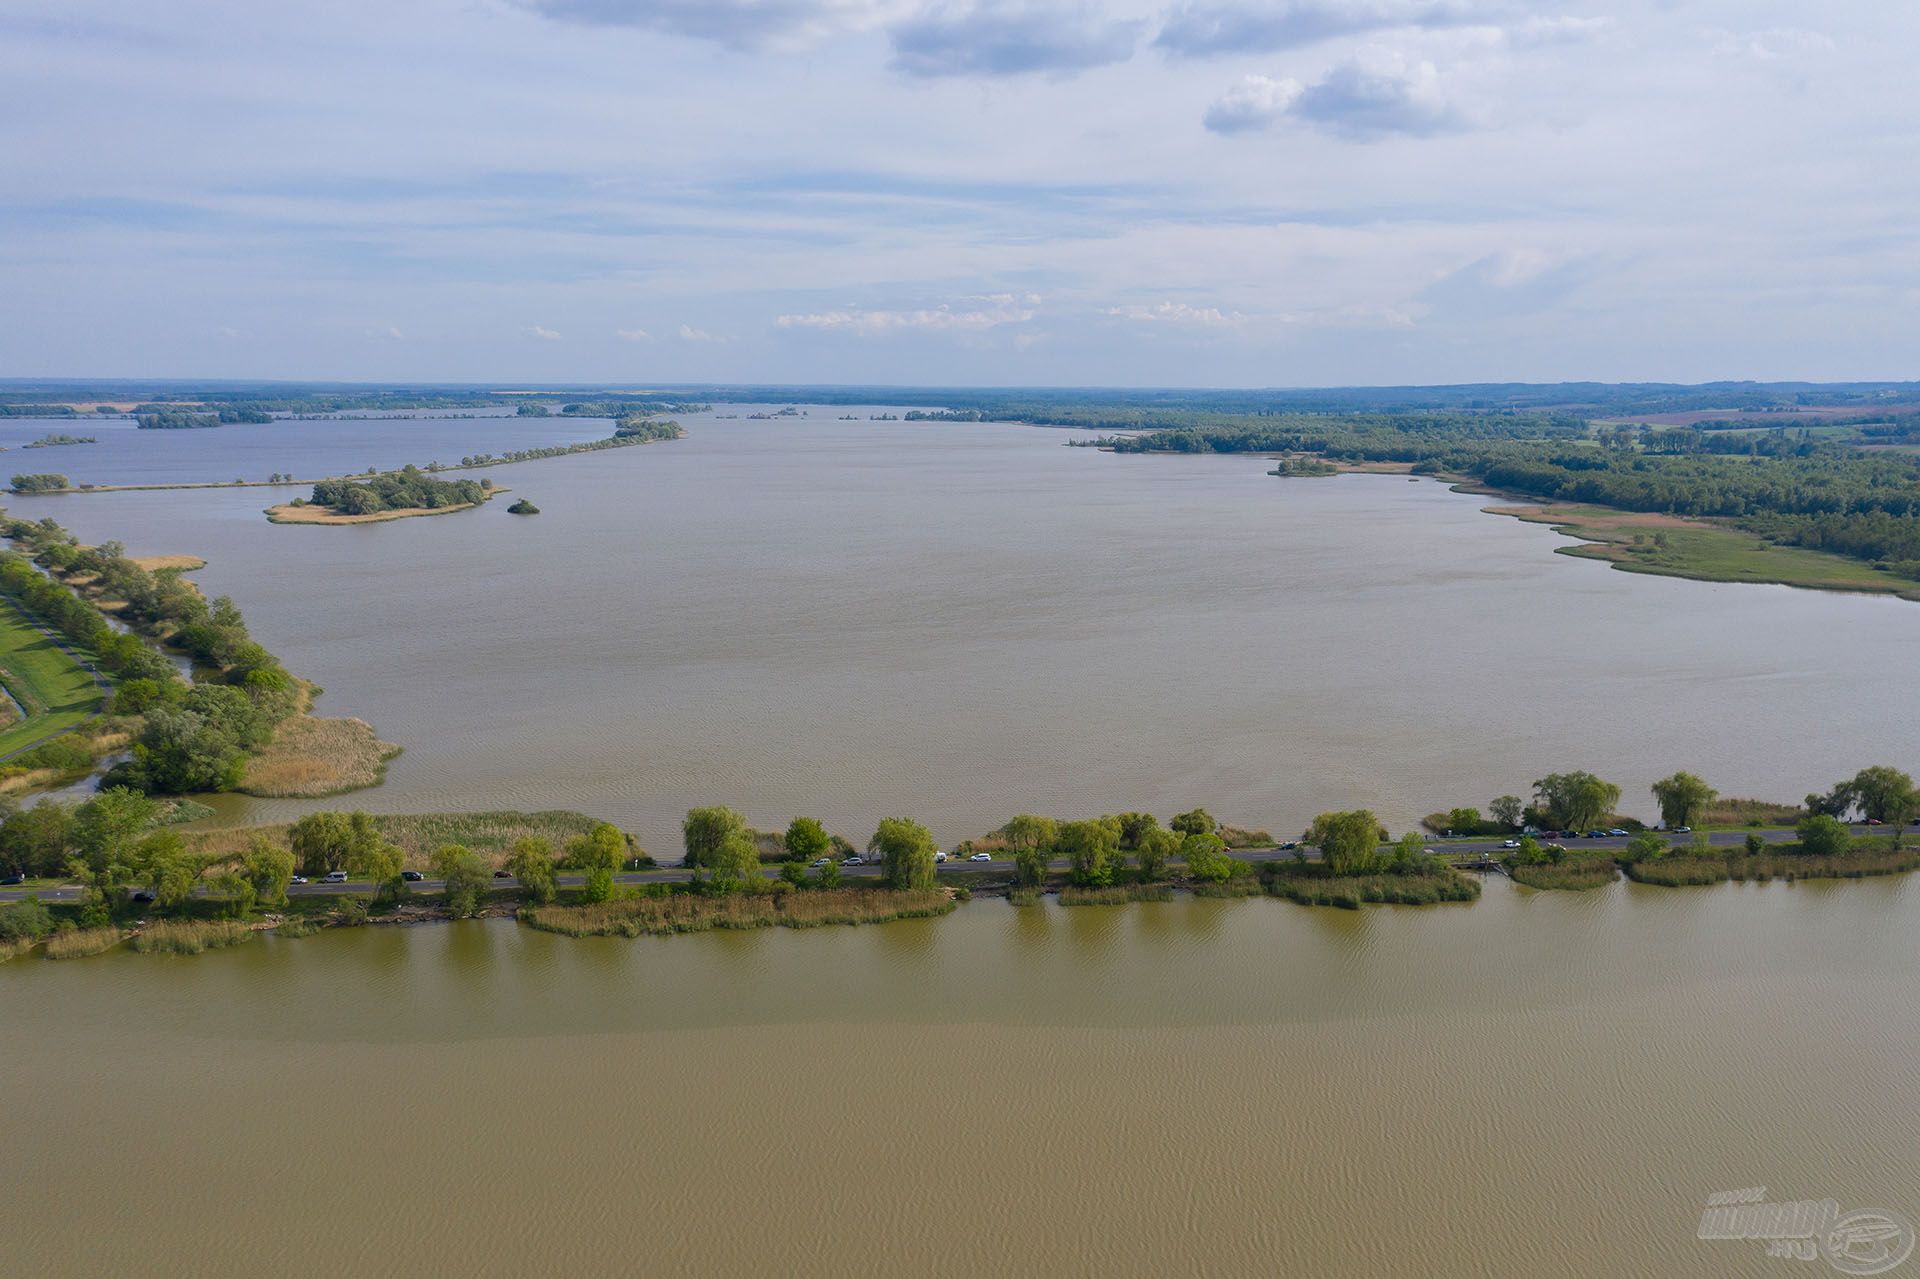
1489,503,1919,599
0,600,106,758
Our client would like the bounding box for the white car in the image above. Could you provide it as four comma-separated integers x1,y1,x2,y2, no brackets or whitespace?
1501,839,1521,849
841,855,864,866
968,852,993,862
322,870,349,883
934,851,949,863
809,857,832,868
289,875,308,885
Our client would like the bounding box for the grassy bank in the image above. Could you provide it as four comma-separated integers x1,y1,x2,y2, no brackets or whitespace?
0,598,106,757
1508,858,1620,891
44,927,123,960
187,809,621,867
264,497,494,525
1487,502,1918,599
522,887,955,937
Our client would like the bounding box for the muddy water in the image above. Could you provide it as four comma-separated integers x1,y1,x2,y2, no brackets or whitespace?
4,876,1917,1276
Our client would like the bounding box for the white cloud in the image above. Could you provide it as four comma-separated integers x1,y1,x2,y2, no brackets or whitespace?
1208,52,1466,139
1104,300,1252,327
524,0,914,52
678,323,723,341
614,327,651,341
776,294,1036,334
529,325,562,340
1201,74,1302,134
1157,0,1506,58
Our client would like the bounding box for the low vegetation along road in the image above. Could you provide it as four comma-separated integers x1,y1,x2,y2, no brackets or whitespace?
0,825,1880,903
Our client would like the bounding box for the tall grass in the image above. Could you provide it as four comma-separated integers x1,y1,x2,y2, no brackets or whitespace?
1697,797,1802,827
1006,886,1044,907
275,916,323,939
237,714,401,798
1058,884,1174,906
1509,858,1619,891
1625,847,1920,887
189,809,616,865
522,888,955,938
129,919,255,955
1189,880,1264,899
1264,865,1482,909
44,927,122,960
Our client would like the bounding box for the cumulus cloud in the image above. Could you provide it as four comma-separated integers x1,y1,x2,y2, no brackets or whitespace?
529,325,562,339
1207,53,1466,139
1157,0,1500,58
678,323,723,341
523,0,912,51
1201,74,1302,134
614,327,651,341
889,3,1142,78
777,294,1036,333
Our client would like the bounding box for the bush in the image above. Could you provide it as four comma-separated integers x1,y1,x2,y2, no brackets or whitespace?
0,896,54,943
1796,813,1851,856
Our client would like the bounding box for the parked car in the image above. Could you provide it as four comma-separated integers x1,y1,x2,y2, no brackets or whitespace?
401,870,424,882
130,889,155,902
1,872,25,886
493,869,513,879
1608,827,1629,837
968,852,992,862
1501,839,1521,849
934,851,949,863
841,855,864,866
1673,826,1692,834
1866,818,1884,826
290,875,308,885
323,871,349,883
1279,841,1298,851
809,857,831,868
1586,830,1608,839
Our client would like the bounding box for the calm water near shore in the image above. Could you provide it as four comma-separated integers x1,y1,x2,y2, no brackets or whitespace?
13,406,1920,853
5,877,1918,1276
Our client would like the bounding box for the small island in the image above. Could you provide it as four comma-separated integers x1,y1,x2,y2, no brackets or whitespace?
507,498,539,515
266,465,499,524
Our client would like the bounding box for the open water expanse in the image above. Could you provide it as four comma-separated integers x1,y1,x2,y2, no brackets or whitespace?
5,408,1919,1276
7,405,1919,851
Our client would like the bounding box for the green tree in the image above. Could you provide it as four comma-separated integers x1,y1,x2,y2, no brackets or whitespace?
0,801,73,879
1003,815,1057,888
682,806,746,869
432,844,491,918
1532,772,1622,832
709,829,761,890
1305,810,1382,876
505,836,558,904
243,836,294,908
1626,829,1670,861
1390,831,1427,869
1446,807,1482,835
1744,832,1766,856
783,817,830,863
1182,832,1232,882
779,859,808,887
1056,819,1120,887
139,831,200,910
1114,812,1159,850
1170,808,1215,837
1136,826,1177,882
1650,771,1717,829
869,817,937,890
68,787,159,913
1489,795,1524,830
811,857,842,889
1839,766,1919,843
1795,813,1851,857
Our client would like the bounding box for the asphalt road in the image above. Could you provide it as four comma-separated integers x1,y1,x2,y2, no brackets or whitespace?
0,824,1884,904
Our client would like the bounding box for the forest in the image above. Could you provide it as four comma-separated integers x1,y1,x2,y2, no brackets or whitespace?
308,466,489,515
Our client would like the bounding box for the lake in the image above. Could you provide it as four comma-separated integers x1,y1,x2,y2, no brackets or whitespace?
4,876,1917,1275
9,406,1919,854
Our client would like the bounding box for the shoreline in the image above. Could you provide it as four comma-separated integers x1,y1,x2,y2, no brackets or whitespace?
264,488,506,525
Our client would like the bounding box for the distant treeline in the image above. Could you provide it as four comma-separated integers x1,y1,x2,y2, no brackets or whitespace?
1096,415,1920,578
559,400,708,417
136,408,273,429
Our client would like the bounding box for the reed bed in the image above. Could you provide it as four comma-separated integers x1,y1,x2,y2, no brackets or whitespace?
1625,848,1920,887
1057,884,1175,906
44,927,123,960
190,809,610,865
129,918,255,955
523,888,955,938
1188,880,1264,899
1265,868,1481,909
0,936,34,962
274,916,324,939
1006,886,1044,907
237,714,400,798
1509,858,1620,891
1696,797,1802,827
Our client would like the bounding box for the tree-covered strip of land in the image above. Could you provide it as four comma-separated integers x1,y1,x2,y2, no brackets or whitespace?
10,475,70,493
308,466,490,515
137,408,273,429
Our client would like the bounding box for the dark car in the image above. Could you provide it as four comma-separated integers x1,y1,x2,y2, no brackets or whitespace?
493,869,513,879
0,872,25,886
130,889,156,903
401,870,425,882
1586,830,1608,839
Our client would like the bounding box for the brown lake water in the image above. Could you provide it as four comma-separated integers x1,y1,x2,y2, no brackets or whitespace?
5,877,1918,1276
13,408,1920,853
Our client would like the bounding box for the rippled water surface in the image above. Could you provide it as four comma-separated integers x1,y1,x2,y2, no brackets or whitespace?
5,878,1918,1276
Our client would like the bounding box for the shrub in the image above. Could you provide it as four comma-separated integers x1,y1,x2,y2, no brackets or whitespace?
0,896,54,943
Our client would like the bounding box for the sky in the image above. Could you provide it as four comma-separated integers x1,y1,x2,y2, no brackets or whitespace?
1,0,1915,386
